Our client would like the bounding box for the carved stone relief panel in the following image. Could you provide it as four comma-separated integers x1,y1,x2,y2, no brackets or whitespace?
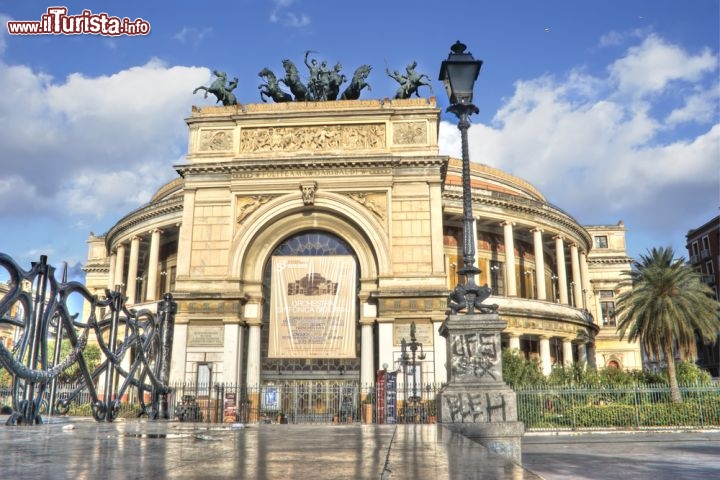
199,129,234,152
392,121,427,145
346,192,387,221
236,195,275,224
239,124,385,153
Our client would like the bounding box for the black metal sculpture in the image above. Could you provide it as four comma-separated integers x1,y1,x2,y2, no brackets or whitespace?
193,70,239,106
257,52,373,102
386,61,433,99
0,253,176,425
259,68,292,103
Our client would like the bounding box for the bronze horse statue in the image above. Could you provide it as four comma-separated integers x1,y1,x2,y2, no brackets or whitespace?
340,65,372,100
193,70,239,106
389,61,433,99
326,62,346,101
258,68,292,103
280,59,308,101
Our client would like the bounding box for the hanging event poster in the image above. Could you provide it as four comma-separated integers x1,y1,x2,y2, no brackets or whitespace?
269,256,356,358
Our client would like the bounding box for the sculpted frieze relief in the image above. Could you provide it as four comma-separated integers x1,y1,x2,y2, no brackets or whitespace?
236,195,275,223
346,192,386,221
392,121,426,145
199,129,234,151
239,124,385,153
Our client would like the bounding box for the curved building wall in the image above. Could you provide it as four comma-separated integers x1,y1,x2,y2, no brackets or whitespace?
84,98,641,393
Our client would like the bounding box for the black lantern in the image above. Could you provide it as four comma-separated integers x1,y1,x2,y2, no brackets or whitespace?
439,41,483,105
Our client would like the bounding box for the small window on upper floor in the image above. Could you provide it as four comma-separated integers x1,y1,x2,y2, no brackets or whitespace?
702,235,711,250
594,235,608,249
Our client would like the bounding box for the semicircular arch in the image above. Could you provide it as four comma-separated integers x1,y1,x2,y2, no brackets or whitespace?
230,191,390,283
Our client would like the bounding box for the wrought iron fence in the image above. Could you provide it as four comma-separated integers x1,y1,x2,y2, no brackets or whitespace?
0,381,445,424
516,383,720,431
167,382,444,425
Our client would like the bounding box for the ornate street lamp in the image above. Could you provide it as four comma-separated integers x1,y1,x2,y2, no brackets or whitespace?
400,321,425,420
440,41,496,315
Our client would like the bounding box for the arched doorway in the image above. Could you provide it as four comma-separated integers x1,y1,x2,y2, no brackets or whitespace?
258,230,362,422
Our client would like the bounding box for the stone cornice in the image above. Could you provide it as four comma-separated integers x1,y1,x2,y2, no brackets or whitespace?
587,257,634,265
150,177,184,202
187,97,439,123
82,262,110,273
105,196,183,248
176,155,445,177
445,158,545,202
442,185,592,248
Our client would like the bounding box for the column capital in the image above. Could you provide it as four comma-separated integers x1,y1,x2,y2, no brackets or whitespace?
149,228,164,235
553,234,565,241
532,227,544,234
502,221,516,227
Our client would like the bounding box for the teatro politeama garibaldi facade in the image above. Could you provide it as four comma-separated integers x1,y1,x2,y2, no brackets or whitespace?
83,97,640,408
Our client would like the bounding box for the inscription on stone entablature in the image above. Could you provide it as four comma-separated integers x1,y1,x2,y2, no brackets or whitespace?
507,317,578,334
392,121,427,145
379,297,445,314
198,129,234,152
346,192,386,222
179,300,241,315
236,195,276,224
231,167,393,180
443,391,508,423
187,324,224,347
393,321,434,347
239,124,385,153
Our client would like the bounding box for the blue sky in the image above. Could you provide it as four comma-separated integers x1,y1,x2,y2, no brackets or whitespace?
0,0,718,284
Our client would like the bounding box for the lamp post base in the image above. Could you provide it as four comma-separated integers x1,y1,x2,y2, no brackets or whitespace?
437,312,524,464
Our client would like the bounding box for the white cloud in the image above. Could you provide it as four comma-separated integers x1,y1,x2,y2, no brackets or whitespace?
608,34,717,98
665,85,719,126
0,58,211,218
440,33,719,257
599,30,624,48
269,0,310,27
173,26,212,46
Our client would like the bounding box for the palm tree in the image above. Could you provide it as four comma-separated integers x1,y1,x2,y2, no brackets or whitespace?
615,247,719,403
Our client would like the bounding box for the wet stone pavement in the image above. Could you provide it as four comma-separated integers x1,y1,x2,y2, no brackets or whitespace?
1,416,536,480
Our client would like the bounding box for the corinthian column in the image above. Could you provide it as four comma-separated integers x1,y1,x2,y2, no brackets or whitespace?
146,229,162,301
554,236,568,304
503,221,517,296
570,243,582,308
533,228,547,300
126,235,141,304
114,243,126,292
